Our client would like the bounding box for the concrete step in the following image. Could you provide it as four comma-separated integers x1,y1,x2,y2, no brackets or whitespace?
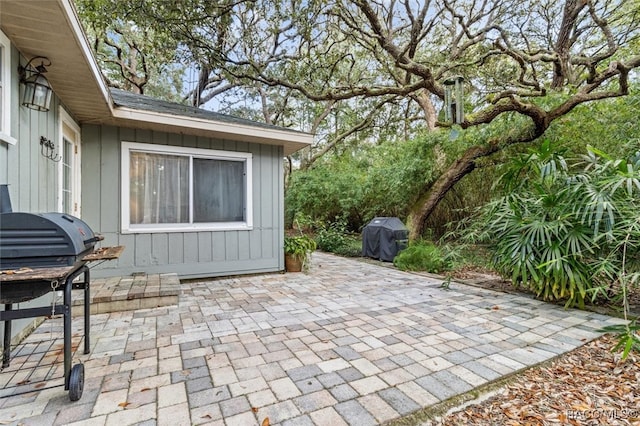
71,272,181,315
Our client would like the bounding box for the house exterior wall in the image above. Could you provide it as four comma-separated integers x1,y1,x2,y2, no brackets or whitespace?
81,124,286,279
1,45,64,345
1,47,61,213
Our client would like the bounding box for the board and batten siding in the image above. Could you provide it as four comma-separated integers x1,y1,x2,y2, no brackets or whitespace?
1,45,65,345
81,124,285,279
1,46,61,214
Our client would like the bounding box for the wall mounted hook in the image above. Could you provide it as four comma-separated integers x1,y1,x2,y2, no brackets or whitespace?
40,136,61,162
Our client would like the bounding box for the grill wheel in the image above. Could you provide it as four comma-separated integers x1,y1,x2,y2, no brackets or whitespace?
69,363,84,401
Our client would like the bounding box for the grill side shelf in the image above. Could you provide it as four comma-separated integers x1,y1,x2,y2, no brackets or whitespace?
0,266,75,282
82,245,125,262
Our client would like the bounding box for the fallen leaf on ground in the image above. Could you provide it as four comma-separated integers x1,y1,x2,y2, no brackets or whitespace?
423,335,639,426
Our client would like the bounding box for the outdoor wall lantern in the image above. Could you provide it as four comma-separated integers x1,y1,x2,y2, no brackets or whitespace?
18,56,53,112
443,75,465,124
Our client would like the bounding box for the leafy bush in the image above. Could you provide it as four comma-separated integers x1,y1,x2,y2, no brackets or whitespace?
315,221,362,257
393,241,452,273
285,132,445,233
328,237,362,257
285,158,367,231
480,142,640,309
544,93,640,159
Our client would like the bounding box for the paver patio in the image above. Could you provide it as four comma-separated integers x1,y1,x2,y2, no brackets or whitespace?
0,252,624,425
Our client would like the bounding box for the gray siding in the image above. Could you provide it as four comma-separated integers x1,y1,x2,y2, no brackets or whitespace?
1,47,64,344
1,48,61,213
82,124,285,279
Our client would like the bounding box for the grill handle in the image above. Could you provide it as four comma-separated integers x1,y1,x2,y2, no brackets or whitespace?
1,184,12,213
83,235,104,246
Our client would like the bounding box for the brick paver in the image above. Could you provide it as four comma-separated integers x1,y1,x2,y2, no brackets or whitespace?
0,252,625,425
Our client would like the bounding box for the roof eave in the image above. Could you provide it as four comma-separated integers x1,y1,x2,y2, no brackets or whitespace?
111,107,313,156
0,0,113,122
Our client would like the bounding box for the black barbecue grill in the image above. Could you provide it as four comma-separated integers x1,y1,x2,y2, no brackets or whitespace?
1,212,101,300
0,187,121,402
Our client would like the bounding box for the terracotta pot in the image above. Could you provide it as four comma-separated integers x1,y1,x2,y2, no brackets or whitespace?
285,254,303,272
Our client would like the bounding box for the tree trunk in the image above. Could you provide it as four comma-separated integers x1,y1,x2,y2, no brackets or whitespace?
193,65,211,106
407,118,551,240
552,0,585,88
413,90,437,131
407,143,501,240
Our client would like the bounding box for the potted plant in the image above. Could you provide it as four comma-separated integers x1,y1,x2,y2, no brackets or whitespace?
284,235,317,272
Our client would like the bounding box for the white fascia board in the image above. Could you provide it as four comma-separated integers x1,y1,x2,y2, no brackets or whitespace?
112,106,314,146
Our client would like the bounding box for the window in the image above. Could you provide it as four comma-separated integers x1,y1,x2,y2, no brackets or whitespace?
121,142,253,233
0,30,16,145
61,138,73,213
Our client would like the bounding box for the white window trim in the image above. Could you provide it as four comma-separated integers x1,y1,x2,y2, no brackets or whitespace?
58,107,82,216
0,30,17,145
121,141,253,234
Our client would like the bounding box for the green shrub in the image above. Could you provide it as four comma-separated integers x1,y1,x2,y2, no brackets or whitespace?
285,160,367,231
315,221,362,257
285,132,445,233
393,241,451,273
481,142,640,309
330,237,362,257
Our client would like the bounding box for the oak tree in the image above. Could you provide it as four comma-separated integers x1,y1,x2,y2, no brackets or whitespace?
78,0,640,239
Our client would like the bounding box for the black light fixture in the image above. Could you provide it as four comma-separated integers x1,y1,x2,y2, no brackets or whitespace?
18,56,53,112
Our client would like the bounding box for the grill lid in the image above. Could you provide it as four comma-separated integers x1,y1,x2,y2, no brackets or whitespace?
0,212,101,268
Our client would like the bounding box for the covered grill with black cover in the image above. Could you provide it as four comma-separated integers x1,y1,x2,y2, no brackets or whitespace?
362,217,408,262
